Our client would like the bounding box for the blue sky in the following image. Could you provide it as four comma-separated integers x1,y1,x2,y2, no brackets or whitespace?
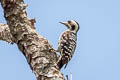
0,0,120,80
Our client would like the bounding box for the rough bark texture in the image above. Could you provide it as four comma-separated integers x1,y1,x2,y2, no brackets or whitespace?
0,0,64,80
0,23,14,43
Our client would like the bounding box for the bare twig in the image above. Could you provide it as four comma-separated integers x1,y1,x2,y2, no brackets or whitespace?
70,72,72,80
66,75,69,80
65,72,73,80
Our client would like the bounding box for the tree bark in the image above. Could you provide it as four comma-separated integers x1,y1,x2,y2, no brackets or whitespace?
0,23,14,43
0,0,64,80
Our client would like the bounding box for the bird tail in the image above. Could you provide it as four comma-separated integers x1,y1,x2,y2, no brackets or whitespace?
57,58,64,70
57,59,68,69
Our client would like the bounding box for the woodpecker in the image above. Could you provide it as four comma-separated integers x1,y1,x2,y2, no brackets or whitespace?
56,20,79,69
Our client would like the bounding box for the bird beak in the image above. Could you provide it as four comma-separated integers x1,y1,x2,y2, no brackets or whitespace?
59,22,68,26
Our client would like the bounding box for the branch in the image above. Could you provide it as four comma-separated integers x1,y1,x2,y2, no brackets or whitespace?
65,72,72,80
0,0,64,80
0,23,14,43
70,72,72,80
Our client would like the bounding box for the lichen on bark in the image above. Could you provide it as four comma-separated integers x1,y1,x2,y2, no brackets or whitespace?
0,0,64,80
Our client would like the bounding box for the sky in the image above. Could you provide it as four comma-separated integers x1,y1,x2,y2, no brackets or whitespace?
0,0,120,80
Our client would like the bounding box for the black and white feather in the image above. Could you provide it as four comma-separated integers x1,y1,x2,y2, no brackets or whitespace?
56,20,79,69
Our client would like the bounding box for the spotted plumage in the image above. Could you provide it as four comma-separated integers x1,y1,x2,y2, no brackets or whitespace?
56,20,79,69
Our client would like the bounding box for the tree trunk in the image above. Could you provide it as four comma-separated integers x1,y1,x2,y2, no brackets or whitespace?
0,0,64,80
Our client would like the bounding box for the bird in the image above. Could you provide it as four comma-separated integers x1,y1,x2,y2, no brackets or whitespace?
56,20,79,69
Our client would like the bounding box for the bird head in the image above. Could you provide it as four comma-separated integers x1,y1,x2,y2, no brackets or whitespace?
60,20,79,34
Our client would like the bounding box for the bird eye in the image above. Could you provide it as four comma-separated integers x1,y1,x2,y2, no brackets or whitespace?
71,25,75,30
68,21,71,23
